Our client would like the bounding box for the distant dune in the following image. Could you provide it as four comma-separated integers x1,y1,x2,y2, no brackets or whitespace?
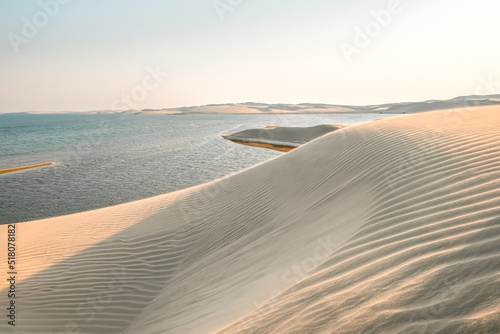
3,94,500,115
1,105,500,333
133,94,500,115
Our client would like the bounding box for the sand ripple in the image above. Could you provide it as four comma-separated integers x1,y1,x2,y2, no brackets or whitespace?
1,106,499,333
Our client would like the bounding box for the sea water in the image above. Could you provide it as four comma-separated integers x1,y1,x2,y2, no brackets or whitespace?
0,113,401,224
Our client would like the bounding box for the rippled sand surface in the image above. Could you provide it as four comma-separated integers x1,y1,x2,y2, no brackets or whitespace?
1,107,499,333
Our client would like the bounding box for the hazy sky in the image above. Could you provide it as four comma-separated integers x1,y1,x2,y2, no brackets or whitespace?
1,0,499,112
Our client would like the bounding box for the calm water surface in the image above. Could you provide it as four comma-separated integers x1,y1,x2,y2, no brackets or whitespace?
0,113,402,224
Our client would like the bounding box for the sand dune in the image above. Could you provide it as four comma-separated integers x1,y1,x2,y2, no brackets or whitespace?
4,94,500,116
1,106,500,333
222,124,347,150
151,95,500,115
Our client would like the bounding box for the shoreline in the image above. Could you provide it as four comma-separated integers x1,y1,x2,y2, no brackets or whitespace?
228,140,296,152
2,94,499,116
222,124,347,152
0,162,53,175
0,111,383,116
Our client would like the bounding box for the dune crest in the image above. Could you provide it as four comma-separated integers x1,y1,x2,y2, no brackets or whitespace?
1,106,500,333
5,94,500,115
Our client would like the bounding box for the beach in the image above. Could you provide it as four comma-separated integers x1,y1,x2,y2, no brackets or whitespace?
1,105,500,333
0,162,53,175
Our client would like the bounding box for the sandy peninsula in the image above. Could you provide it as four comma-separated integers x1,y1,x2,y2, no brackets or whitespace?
222,124,347,152
1,105,499,333
0,162,53,175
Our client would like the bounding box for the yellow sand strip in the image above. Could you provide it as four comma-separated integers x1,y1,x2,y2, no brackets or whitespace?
0,162,53,175
230,140,295,152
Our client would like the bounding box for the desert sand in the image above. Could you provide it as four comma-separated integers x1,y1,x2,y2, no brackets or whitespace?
135,95,500,115
222,124,347,151
4,94,500,116
223,140,296,152
1,106,500,333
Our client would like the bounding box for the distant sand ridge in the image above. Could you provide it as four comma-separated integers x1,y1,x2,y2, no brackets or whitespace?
0,162,53,175
4,94,500,115
1,105,500,333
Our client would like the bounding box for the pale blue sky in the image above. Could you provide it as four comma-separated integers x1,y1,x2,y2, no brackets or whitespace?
1,0,499,112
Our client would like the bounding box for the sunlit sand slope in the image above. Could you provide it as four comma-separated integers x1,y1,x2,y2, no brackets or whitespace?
217,106,500,334
1,106,499,334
